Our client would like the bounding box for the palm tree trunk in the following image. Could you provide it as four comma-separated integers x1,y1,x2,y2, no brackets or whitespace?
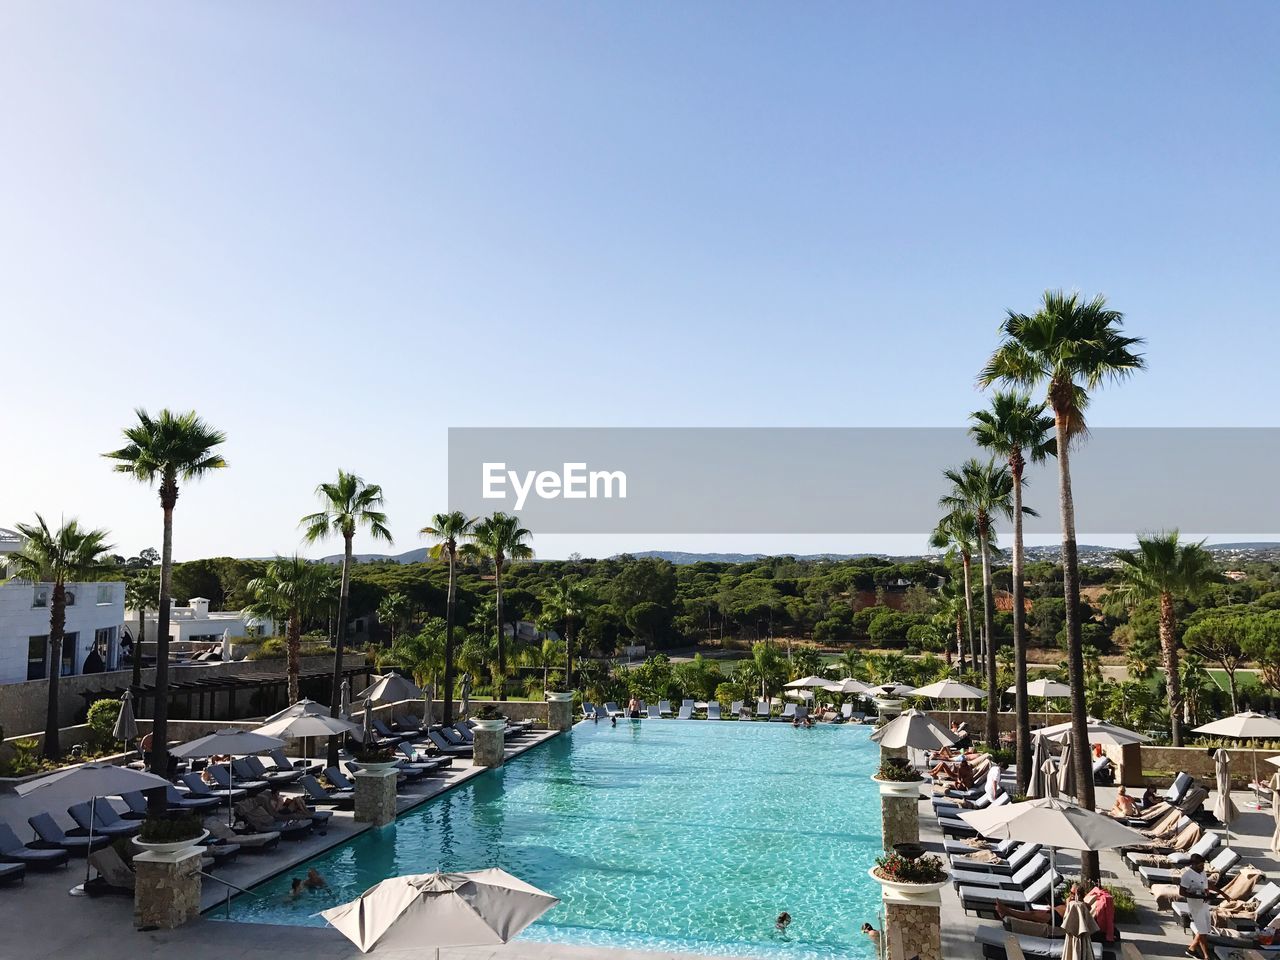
978,524,998,745
131,609,144,693
1160,592,1183,746
566,621,575,690
43,583,66,759
328,533,353,766
1011,463,1032,794
443,550,457,724
287,610,301,703
961,553,978,675
1053,410,1098,881
495,562,507,701
148,490,176,813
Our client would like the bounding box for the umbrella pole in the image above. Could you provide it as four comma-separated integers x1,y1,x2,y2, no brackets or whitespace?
1049,846,1056,930
74,795,97,896
228,761,235,828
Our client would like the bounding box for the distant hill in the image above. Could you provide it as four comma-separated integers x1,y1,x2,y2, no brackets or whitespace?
625,550,888,565
318,547,430,565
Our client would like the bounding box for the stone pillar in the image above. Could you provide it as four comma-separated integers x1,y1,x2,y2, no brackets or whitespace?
546,692,574,732
472,725,505,767
133,847,202,930
884,897,943,960
880,788,921,852
353,768,399,826
876,697,905,721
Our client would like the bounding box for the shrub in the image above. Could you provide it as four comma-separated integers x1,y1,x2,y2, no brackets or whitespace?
139,813,203,843
876,757,923,782
873,852,946,884
85,698,122,750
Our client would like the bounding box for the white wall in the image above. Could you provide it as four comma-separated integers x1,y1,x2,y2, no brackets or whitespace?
0,580,125,686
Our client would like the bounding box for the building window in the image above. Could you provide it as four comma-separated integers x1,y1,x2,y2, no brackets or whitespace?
97,585,113,605
32,587,48,608
95,626,117,670
62,632,78,676
27,636,48,680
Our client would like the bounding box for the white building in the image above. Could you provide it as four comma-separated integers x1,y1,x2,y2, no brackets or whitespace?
0,527,127,686
124,598,272,650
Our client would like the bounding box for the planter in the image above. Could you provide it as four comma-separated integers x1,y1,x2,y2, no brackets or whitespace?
352,761,399,773
545,692,575,703
875,698,905,712
867,866,949,901
133,828,209,855
872,775,924,798
472,719,506,732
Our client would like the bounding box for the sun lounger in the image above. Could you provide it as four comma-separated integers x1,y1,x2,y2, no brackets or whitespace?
204,816,280,851
391,713,423,733
233,796,313,840
952,854,1049,891
604,702,622,717
707,703,722,720
729,700,743,718
772,703,796,722
181,772,248,803
941,795,1011,837
973,924,1107,959
206,762,268,795
27,813,110,855
160,784,221,813
0,823,68,870
239,755,302,786
396,742,449,770
581,701,596,719
300,774,353,809
755,700,771,719
950,842,1044,875
1092,755,1114,785
268,749,322,776
1174,882,1280,931
84,847,133,896
372,718,411,745
1140,846,1239,887
647,704,661,719
0,862,24,885
68,801,141,839
678,704,693,720
427,730,472,756
658,700,672,717
850,711,866,722
959,870,1061,916
944,837,1022,860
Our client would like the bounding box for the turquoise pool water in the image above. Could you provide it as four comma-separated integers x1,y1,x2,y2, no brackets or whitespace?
226,720,883,960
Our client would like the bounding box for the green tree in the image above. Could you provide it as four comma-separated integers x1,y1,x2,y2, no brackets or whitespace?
541,577,595,690
673,654,723,701
124,569,159,693
105,408,227,785
245,556,331,703
1183,613,1252,714
420,511,476,722
377,591,410,645
8,515,114,758
930,510,980,672
1113,532,1222,745
1241,611,1280,693
970,390,1055,793
1178,653,1212,729
980,290,1145,882
466,512,533,701
940,458,1017,744
385,619,447,694
301,470,392,763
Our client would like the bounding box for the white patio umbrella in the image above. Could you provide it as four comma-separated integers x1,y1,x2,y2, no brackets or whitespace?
785,676,833,711
17,763,169,894
111,689,139,749
912,679,986,728
358,672,424,704
262,698,330,724
321,868,560,957
869,709,957,751
1212,749,1239,842
960,798,1146,929
171,729,286,825
876,682,917,698
254,712,361,768
1011,678,1072,727
1194,712,1280,809
825,678,874,696
1038,717,1150,746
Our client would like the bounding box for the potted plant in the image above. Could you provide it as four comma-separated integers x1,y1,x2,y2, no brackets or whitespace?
872,757,924,797
351,744,398,772
472,704,506,732
134,813,208,854
869,851,949,898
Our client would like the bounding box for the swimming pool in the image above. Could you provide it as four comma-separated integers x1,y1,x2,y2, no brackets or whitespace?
226,719,884,960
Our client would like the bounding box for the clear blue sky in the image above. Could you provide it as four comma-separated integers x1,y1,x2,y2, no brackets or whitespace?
3,3,1277,560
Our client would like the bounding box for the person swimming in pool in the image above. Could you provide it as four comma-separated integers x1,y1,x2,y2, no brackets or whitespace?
776,912,792,936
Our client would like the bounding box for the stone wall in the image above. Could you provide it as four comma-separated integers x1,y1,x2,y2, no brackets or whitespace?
880,793,919,852
1108,743,1277,787
0,653,369,735
922,709,1073,741
885,900,942,960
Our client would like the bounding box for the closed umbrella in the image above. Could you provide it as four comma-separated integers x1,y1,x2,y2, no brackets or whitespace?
1212,749,1239,842
960,798,1146,930
1027,734,1049,800
112,689,139,749
423,682,434,727
362,699,375,746
172,729,286,825
870,709,957,751
1060,896,1100,960
1270,771,1280,858
17,763,170,894
1040,758,1059,800
340,679,352,720
321,868,559,957
460,673,473,719
1194,712,1280,809
358,673,424,705
1057,736,1076,802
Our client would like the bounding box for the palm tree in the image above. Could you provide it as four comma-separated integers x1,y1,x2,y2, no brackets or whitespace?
980,290,1144,882
929,510,981,673
541,577,594,690
105,408,227,783
1112,532,1223,745
8,516,113,759
123,570,159,693
940,458,1018,744
377,592,410,646
420,511,475,722
245,556,331,703
465,512,533,702
970,391,1056,793
301,471,392,763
